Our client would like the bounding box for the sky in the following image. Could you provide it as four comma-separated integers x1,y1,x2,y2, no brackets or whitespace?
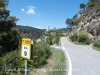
7,0,88,29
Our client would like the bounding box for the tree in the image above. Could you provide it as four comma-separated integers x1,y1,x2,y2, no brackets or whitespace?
65,18,73,32
0,0,20,56
65,18,73,25
73,14,77,20
89,0,98,3
80,3,86,9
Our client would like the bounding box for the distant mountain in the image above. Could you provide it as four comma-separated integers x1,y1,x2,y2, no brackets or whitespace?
17,25,45,39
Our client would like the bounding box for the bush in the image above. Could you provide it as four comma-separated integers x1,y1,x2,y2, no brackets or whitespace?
96,27,100,35
78,31,90,44
0,50,22,75
45,31,60,45
70,34,78,42
33,41,51,68
0,40,52,75
52,35,60,45
93,39,100,48
88,2,95,7
73,19,80,25
46,36,52,45
94,5,100,11
52,37,56,44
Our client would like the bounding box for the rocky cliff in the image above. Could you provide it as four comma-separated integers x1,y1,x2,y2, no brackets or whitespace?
70,0,100,42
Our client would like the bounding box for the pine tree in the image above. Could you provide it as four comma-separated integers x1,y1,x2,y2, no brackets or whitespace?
0,0,20,56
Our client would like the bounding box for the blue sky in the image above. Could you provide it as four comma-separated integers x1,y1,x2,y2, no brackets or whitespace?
7,0,88,29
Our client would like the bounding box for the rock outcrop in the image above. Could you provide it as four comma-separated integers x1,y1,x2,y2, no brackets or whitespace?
70,0,100,42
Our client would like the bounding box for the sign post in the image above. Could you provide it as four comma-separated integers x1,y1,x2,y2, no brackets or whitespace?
21,38,33,75
25,60,28,75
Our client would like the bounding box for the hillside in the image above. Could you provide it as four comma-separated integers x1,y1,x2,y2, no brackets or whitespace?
56,28,69,32
17,25,45,39
67,0,100,42
17,25,69,39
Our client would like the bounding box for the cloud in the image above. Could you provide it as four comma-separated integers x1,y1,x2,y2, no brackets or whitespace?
36,26,42,29
29,6,36,9
21,8,25,12
26,6,36,15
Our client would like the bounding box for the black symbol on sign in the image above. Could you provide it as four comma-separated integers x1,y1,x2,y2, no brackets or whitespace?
24,51,27,56
24,47,28,49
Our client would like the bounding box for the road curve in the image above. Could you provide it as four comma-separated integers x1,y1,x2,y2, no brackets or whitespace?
61,37,100,75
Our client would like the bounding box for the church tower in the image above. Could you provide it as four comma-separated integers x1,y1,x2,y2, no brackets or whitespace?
47,26,49,31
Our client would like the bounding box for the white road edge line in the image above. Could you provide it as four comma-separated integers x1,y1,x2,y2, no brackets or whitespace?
62,46,72,75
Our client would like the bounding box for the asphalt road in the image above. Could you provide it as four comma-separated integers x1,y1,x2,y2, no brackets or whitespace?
61,37,100,75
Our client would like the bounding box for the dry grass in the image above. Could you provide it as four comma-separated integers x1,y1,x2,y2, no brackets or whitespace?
30,48,66,75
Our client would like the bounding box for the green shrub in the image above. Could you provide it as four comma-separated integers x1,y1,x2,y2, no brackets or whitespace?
33,41,51,68
0,40,52,75
88,2,95,7
0,50,22,75
55,36,60,44
78,31,90,44
46,36,52,45
52,35,60,45
96,27,100,35
93,39,100,48
64,32,69,36
73,19,80,25
52,37,56,44
70,34,78,42
45,31,60,45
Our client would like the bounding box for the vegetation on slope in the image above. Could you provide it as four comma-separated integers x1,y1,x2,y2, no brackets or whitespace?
70,30,90,45
0,0,51,75
0,0,20,57
17,25,45,39
42,30,64,45
65,0,100,48
30,48,66,75
48,48,66,75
